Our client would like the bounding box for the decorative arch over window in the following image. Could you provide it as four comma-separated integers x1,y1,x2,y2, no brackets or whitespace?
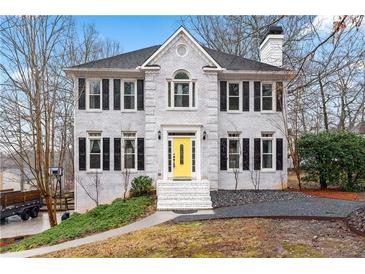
168,70,196,109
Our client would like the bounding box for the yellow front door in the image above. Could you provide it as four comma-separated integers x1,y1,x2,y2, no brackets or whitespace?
173,137,191,178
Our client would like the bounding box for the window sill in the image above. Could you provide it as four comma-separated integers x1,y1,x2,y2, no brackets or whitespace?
121,109,138,113
86,170,103,174
260,169,276,173
86,109,102,113
260,111,276,114
226,110,243,114
166,108,198,111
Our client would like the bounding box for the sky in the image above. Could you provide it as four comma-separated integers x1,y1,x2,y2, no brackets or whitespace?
75,16,184,52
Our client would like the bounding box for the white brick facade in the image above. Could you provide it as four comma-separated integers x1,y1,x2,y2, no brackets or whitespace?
71,27,289,212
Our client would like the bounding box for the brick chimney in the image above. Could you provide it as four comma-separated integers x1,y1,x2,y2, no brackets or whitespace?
259,26,284,67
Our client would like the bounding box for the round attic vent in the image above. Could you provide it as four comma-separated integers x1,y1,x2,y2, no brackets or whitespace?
176,44,188,57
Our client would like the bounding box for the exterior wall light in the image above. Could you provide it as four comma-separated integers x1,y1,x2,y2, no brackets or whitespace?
158,130,161,140
203,130,207,140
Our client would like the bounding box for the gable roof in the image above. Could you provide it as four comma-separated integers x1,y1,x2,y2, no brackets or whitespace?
70,45,161,69
67,26,286,72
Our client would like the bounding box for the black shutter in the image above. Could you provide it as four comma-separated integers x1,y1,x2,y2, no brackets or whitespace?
220,138,227,170
254,138,261,170
79,138,86,171
114,138,121,171
102,138,110,170
137,80,144,110
113,79,121,110
276,138,283,170
276,82,283,112
242,81,250,111
102,79,109,110
220,81,227,111
78,78,86,110
242,138,250,170
137,138,144,170
254,81,261,112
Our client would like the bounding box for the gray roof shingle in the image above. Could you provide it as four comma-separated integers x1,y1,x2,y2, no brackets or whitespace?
70,44,285,71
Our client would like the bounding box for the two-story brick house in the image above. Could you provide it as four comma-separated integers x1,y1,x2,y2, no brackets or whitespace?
65,26,290,212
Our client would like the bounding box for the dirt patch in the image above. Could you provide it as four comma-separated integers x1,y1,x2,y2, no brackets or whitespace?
40,218,365,258
289,189,361,201
347,207,365,235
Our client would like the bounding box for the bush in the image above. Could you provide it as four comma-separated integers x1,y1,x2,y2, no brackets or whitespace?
130,176,153,197
298,131,365,191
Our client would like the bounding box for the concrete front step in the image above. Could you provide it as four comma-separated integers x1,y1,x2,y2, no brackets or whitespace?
158,195,211,200
157,179,212,210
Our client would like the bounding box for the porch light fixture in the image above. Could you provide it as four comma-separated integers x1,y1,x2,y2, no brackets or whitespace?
203,130,207,140
158,130,161,140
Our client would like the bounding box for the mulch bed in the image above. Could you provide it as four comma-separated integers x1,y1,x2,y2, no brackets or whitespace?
290,188,362,201
210,190,311,208
346,207,365,236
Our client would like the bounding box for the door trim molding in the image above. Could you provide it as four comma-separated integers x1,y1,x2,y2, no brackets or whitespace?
162,125,202,180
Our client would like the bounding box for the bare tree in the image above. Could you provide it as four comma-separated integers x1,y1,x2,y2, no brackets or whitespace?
0,16,122,226
121,168,131,199
76,172,101,207
249,169,261,191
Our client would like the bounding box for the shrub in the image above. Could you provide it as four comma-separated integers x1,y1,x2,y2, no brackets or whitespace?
298,131,365,191
130,176,153,197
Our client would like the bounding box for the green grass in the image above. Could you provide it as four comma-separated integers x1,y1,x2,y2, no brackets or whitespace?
1,195,152,253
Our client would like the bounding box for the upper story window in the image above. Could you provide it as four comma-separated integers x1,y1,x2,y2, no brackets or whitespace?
88,132,102,170
262,83,273,111
89,80,101,110
123,81,137,110
167,70,196,109
228,83,240,111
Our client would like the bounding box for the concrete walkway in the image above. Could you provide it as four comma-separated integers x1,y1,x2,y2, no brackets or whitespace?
173,197,365,223
0,211,197,258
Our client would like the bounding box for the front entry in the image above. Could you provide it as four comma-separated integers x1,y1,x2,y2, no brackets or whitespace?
172,137,191,178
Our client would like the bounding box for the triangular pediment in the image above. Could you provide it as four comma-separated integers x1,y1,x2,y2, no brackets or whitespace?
140,26,222,70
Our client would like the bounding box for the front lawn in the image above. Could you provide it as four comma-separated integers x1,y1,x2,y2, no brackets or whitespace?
41,218,365,258
1,195,154,253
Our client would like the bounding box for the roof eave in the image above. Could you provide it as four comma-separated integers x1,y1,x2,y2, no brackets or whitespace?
63,67,141,76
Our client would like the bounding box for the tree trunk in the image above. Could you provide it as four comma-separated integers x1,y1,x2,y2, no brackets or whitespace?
318,74,329,132
44,195,57,227
319,174,327,189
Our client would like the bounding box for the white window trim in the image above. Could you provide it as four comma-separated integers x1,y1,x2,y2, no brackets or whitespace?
87,132,103,173
122,79,137,112
261,82,275,113
227,81,241,113
227,133,241,171
261,133,276,172
86,78,102,112
122,132,137,171
166,72,197,110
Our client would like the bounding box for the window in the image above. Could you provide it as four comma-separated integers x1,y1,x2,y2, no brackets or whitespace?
89,80,101,109
192,140,196,173
167,70,196,109
123,81,136,110
174,83,190,107
168,140,172,172
262,83,273,111
228,133,240,169
88,132,102,170
123,132,136,169
179,144,184,164
262,133,273,169
228,83,240,111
